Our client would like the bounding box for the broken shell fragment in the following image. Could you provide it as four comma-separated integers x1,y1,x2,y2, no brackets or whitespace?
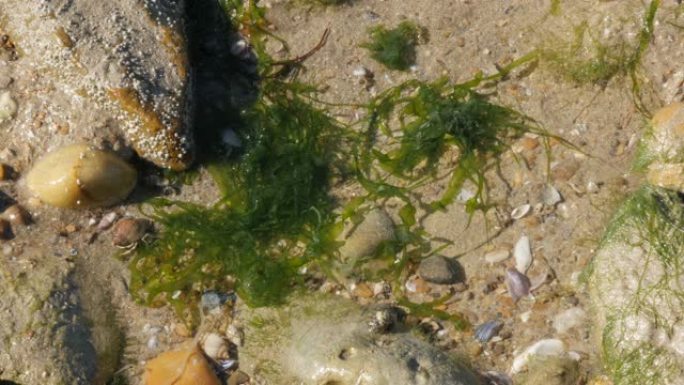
25,144,137,208
143,344,221,385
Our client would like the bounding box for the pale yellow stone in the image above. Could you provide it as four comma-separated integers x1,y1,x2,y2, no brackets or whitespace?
26,143,137,208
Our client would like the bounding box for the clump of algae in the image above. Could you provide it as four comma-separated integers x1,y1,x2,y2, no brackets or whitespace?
129,0,559,327
361,21,424,71
540,0,660,114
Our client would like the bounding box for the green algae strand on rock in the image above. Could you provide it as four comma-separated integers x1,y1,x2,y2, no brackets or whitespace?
26,143,137,208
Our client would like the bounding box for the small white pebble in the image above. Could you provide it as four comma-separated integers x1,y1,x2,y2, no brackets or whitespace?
0,90,17,122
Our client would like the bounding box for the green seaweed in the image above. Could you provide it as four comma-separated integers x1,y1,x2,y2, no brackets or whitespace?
130,78,347,311
129,0,563,329
361,21,424,71
359,53,550,212
549,0,561,16
541,0,660,114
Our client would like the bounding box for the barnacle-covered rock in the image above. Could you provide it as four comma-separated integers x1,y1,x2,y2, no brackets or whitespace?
26,144,137,208
0,0,193,169
588,102,684,384
588,187,684,385
143,344,221,385
237,294,482,385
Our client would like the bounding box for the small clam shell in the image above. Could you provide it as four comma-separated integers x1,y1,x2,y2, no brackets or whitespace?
474,319,504,343
510,339,565,374
505,268,531,302
510,204,531,220
513,235,532,273
143,344,221,385
25,144,137,208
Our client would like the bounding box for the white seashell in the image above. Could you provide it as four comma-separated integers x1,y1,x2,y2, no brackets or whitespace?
0,90,17,122
201,333,230,360
510,204,531,220
484,248,510,264
510,339,565,374
25,143,137,208
513,235,532,273
540,184,562,206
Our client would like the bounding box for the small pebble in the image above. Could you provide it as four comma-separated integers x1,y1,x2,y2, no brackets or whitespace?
550,159,579,182
112,217,152,247
552,307,586,334
228,370,250,385
0,90,17,122
0,163,12,180
3,204,30,226
173,323,192,338
417,255,463,284
540,184,562,206
0,218,11,239
353,282,374,298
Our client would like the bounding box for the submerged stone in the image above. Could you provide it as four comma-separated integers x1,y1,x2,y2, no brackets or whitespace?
237,294,483,385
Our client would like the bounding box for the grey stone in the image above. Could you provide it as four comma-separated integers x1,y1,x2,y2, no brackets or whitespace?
339,209,395,260
417,255,465,284
513,356,579,385
237,294,483,385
